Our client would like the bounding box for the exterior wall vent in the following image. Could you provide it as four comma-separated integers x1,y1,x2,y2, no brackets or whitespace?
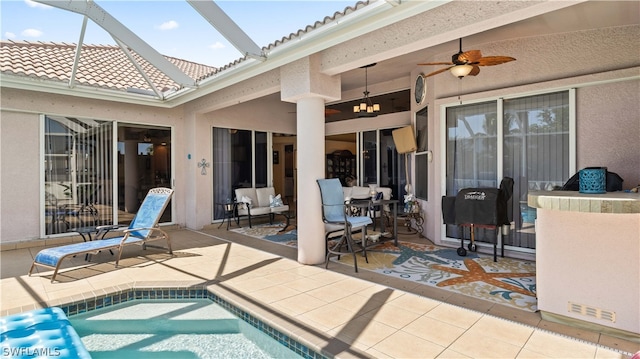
568,302,616,322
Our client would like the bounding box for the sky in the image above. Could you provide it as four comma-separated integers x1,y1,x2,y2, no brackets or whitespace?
0,0,356,67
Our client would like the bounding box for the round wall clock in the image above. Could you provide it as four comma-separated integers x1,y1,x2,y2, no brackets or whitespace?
415,74,426,104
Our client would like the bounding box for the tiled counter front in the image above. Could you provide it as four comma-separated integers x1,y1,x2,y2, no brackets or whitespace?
529,191,640,339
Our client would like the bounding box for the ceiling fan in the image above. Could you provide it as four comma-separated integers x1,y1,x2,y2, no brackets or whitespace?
418,38,516,78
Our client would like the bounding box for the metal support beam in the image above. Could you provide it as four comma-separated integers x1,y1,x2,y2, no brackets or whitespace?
68,15,88,88
187,0,265,61
35,0,196,88
113,37,164,99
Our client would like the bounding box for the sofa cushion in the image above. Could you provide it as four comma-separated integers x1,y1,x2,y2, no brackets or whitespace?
271,205,289,213
256,187,274,208
246,206,272,216
350,186,371,200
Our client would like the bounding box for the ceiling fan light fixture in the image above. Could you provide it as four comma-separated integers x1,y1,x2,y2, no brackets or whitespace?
450,64,473,78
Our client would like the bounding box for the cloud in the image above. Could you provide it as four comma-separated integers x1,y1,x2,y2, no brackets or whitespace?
22,29,43,38
209,42,225,50
157,20,179,31
5,32,16,39
25,0,51,9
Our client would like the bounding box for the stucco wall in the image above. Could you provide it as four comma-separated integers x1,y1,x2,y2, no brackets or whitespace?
576,80,640,187
0,111,41,240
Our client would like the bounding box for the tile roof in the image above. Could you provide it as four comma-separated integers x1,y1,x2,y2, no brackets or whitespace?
0,40,217,94
0,0,370,98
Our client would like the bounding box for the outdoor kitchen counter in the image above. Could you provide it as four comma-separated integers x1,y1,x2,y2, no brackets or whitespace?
528,190,640,340
528,190,640,214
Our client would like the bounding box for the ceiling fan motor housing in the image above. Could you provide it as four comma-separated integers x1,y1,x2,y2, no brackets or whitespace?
452,52,465,65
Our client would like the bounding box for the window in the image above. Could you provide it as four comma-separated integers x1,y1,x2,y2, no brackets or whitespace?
415,107,428,200
362,130,377,185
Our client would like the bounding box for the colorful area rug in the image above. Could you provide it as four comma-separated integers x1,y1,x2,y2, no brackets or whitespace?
230,223,537,312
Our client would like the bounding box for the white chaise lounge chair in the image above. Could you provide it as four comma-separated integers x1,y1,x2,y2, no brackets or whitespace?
29,187,174,283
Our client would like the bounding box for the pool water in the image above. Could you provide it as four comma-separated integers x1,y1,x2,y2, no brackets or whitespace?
69,299,302,359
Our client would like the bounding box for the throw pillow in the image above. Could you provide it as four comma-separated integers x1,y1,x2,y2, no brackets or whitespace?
270,194,283,207
240,195,252,209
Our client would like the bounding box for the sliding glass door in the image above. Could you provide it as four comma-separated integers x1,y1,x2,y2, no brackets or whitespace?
212,128,267,220
44,116,113,234
502,91,570,248
117,125,172,226
43,117,172,235
361,128,407,202
444,91,571,251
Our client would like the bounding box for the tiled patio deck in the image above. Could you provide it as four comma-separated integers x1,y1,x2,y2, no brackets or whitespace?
1,225,638,358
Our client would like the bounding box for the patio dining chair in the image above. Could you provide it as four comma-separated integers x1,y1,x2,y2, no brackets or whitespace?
317,178,372,272
29,187,174,283
45,191,70,234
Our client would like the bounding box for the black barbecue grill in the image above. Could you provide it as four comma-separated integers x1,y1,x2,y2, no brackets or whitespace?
442,177,514,261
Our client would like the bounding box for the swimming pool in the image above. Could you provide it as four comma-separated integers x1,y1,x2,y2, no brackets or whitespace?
69,299,301,359
40,286,328,359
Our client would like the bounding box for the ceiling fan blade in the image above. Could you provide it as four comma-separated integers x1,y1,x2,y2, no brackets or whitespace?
417,61,453,66
468,66,481,76
457,50,482,64
424,66,453,77
325,108,341,115
474,56,516,66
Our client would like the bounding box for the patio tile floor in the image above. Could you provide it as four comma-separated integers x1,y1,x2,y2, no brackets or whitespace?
1,224,638,358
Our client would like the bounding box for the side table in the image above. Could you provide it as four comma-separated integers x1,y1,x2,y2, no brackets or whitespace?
217,202,239,230
69,225,120,260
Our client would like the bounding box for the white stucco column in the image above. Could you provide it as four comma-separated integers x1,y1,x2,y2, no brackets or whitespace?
281,55,341,265
183,112,198,230
296,96,327,265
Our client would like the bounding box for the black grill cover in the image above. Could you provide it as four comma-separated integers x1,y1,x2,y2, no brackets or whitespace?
454,188,508,226
441,196,456,225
